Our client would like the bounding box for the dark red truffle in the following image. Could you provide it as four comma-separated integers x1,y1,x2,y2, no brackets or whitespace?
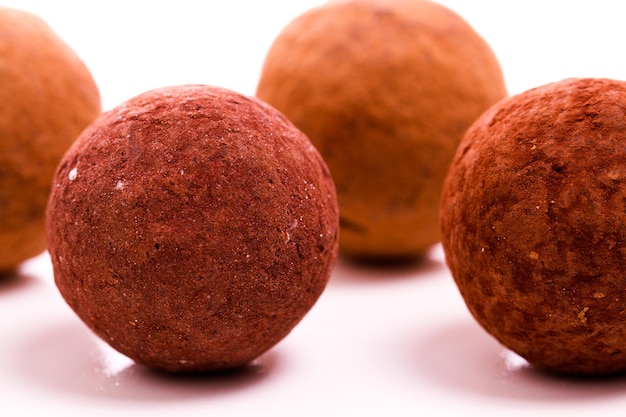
441,78,626,375
46,85,339,372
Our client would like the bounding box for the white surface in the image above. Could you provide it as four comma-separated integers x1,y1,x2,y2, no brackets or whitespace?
7,248,626,416
3,1,626,416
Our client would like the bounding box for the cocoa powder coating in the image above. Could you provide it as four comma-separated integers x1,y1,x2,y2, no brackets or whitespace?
0,7,101,273
46,85,339,372
257,0,506,261
441,78,626,375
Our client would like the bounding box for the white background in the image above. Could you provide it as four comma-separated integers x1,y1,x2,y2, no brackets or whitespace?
3,1,626,416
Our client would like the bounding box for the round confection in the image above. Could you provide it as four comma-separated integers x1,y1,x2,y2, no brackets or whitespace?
0,7,101,274
441,77,626,375
46,85,339,372
256,0,506,261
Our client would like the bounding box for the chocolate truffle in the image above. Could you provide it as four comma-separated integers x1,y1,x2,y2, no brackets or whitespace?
0,7,101,273
46,85,339,372
256,0,506,261
441,78,626,375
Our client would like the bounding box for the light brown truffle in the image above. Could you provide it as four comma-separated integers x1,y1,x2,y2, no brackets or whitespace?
0,7,101,274
46,85,339,372
256,0,506,261
441,78,626,375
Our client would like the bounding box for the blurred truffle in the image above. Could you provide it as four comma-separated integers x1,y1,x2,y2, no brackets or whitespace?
257,0,506,261
441,78,626,375
46,85,339,372
0,7,101,273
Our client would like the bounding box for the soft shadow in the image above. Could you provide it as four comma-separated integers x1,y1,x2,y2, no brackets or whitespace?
0,251,53,294
0,270,41,294
9,322,280,402
330,244,446,286
412,320,626,402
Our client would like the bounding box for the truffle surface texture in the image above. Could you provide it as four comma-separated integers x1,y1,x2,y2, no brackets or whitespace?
0,7,101,273
257,0,506,261
441,77,626,375
46,85,339,372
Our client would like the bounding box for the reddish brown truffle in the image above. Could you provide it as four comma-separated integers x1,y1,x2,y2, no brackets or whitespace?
0,7,101,273
441,78,626,375
46,85,339,372
257,0,506,261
